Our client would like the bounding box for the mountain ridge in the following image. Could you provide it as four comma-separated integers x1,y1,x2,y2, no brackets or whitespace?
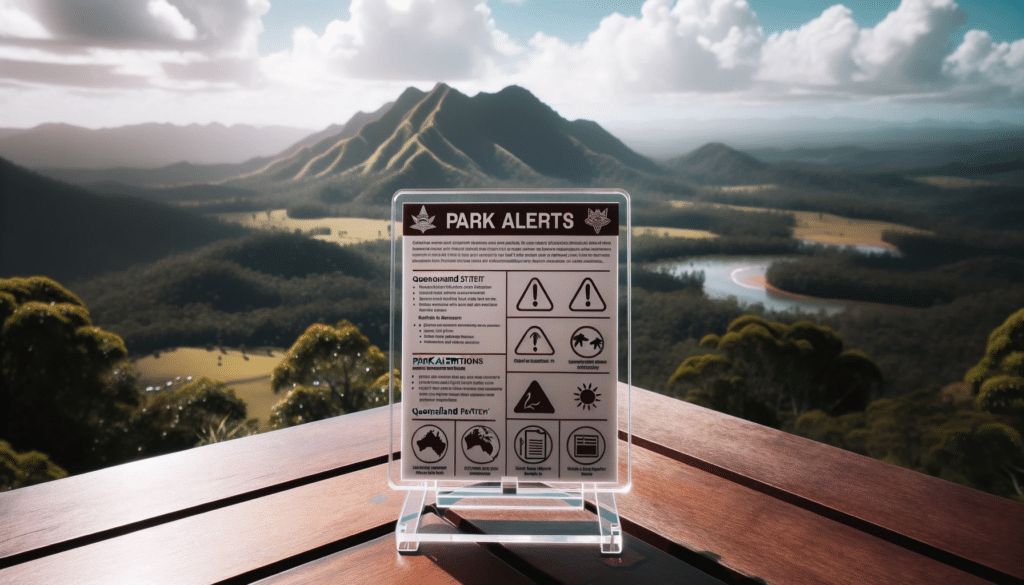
238,83,666,206
0,122,315,170
0,157,247,283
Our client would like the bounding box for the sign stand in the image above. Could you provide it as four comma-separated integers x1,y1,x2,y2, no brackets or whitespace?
388,190,631,554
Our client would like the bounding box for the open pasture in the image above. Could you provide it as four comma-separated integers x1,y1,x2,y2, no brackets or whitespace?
673,200,929,248
135,347,285,426
215,210,393,245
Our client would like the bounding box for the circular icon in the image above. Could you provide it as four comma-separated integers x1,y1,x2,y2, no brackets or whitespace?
461,425,500,464
570,326,605,358
566,426,606,465
411,425,448,463
514,426,553,464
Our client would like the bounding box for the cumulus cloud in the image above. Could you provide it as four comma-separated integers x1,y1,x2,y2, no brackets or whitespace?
759,0,968,93
0,0,268,88
0,1,50,39
945,30,1024,95
264,0,518,82
0,0,1021,127
516,0,763,95
758,5,859,86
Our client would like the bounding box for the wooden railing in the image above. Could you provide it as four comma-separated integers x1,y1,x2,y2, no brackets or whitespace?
1,384,1021,584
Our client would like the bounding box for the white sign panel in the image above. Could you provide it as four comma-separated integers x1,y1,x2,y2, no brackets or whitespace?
401,201,619,483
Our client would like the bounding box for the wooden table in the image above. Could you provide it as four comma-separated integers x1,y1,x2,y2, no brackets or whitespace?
2,385,1021,584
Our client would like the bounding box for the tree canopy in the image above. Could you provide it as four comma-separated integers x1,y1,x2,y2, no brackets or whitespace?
669,315,883,426
0,276,139,472
966,307,1024,416
269,319,395,428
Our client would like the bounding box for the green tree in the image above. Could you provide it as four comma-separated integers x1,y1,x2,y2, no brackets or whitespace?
966,307,1024,416
928,412,1024,499
269,320,393,427
0,276,140,473
670,315,882,426
1,440,67,491
133,377,252,456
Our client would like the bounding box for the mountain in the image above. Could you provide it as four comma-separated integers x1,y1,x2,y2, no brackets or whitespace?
667,142,920,191
239,83,666,205
668,142,772,185
0,157,247,283
34,104,395,190
0,123,314,170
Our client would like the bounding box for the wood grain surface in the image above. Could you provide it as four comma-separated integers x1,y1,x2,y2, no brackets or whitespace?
621,383,1024,582
0,404,395,565
618,445,991,585
0,464,398,584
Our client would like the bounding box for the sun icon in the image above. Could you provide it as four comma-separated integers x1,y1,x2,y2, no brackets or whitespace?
574,383,601,411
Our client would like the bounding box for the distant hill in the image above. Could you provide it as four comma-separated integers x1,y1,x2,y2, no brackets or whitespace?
667,142,920,192
35,104,393,190
667,142,773,185
0,122,314,170
0,157,247,283
239,83,666,206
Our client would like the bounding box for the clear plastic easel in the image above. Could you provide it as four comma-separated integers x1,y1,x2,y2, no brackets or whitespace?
388,189,631,554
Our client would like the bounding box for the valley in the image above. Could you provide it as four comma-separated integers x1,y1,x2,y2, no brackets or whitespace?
3,82,1023,500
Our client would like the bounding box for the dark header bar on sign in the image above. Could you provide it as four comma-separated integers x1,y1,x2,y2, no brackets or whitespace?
403,202,619,237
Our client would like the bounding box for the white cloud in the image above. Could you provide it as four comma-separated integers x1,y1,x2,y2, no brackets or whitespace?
0,1,50,39
852,0,965,87
264,0,518,83
0,0,268,89
146,0,198,42
945,30,1024,94
759,0,968,93
515,0,763,96
0,0,1021,128
758,5,859,86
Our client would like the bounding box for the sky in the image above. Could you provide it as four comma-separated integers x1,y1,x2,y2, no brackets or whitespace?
0,0,1021,138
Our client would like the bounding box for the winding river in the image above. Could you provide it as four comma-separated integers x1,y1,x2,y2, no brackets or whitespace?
662,257,855,315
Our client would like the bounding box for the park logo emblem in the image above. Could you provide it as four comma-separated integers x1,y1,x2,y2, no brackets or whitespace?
515,326,555,355
513,380,555,414
516,278,553,311
409,206,436,233
569,278,606,311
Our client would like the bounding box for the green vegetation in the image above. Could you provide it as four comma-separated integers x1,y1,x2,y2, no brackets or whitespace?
0,274,394,489
269,319,396,428
1,441,67,491
766,228,1024,308
0,158,247,283
669,316,882,427
73,232,391,355
667,309,1024,501
1,276,136,473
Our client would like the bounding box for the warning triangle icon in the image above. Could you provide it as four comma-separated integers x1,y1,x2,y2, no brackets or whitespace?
515,326,555,355
569,277,606,311
516,278,553,311
514,380,555,414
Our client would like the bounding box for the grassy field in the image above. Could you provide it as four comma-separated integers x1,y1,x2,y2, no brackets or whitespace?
673,200,929,248
633,226,718,239
911,176,1001,189
215,210,394,245
135,347,285,426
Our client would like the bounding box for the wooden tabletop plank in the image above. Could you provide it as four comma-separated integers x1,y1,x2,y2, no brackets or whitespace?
621,384,1024,581
256,514,534,585
617,443,992,585
440,508,731,585
0,404,396,564
0,464,401,585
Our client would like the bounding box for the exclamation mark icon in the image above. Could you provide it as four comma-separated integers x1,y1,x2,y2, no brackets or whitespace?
585,283,591,307
533,283,538,307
